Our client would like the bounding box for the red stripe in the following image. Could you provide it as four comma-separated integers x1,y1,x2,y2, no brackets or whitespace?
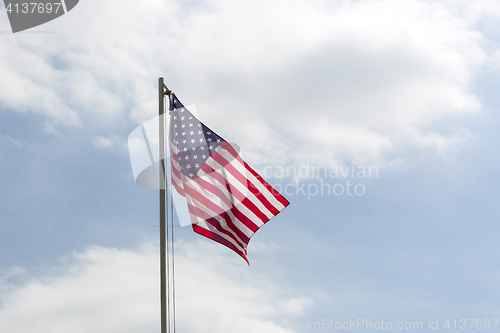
191,176,232,209
199,165,269,223
171,163,182,180
185,186,252,244
219,211,251,244
199,164,261,231
229,205,259,232
171,167,185,196
221,142,289,207
170,148,185,196
200,163,227,187
170,147,179,163
193,223,249,265
210,149,280,218
190,213,247,253
186,202,251,244
244,164,289,207
184,183,228,218
186,200,206,221
203,217,247,250
173,182,185,197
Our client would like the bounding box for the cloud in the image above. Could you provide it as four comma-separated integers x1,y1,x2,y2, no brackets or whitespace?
1,0,499,165
179,0,488,164
0,132,24,149
0,240,312,333
93,134,128,155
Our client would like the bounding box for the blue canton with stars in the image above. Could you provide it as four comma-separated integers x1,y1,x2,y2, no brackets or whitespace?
169,94,224,180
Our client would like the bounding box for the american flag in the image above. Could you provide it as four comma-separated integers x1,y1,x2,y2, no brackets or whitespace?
168,94,289,264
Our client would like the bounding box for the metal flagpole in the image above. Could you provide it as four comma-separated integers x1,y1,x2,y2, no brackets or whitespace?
159,77,172,333
159,77,167,333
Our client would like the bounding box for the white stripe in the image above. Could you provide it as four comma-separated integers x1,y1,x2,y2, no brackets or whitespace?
171,171,183,190
198,164,265,227
170,153,185,195
224,208,254,239
185,196,207,224
183,178,231,215
201,158,275,220
170,146,180,181
196,219,247,252
193,170,234,205
187,200,247,251
203,157,271,223
185,176,255,239
216,147,286,210
217,147,286,211
186,179,254,238
192,202,244,245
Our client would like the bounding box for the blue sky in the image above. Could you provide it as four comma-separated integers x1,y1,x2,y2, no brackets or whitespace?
1,0,500,332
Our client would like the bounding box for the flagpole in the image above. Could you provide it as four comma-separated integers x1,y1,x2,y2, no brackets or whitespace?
159,77,172,333
159,77,166,333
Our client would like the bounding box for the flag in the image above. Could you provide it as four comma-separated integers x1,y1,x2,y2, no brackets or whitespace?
169,94,289,264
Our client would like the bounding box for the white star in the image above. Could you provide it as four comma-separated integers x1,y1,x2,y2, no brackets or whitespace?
192,147,196,151
188,116,193,120
174,132,178,136
199,138,204,143
182,140,187,144
183,147,188,152
195,163,200,168
191,139,195,144
174,116,177,120
197,124,201,127
198,131,202,135
186,164,191,169
207,138,212,142
217,139,221,143
181,124,185,128
189,173,194,177
184,156,189,160
180,109,184,113
182,132,186,136
193,155,198,160
206,131,211,135
189,123,193,127
190,131,194,135
209,145,214,150
199,146,205,150
181,116,185,121
202,154,206,159
174,124,177,128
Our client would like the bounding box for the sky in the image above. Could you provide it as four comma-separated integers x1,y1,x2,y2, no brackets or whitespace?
1,0,500,332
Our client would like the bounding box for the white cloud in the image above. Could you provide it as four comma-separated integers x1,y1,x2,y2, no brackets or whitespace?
247,240,280,253
181,0,488,164
0,240,312,333
0,266,26,294
1,0,499,165
0,132,24,149
93,134,128,154
93,135,114,150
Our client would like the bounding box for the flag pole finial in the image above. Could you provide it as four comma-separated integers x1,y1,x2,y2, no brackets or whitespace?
160,77,172,96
